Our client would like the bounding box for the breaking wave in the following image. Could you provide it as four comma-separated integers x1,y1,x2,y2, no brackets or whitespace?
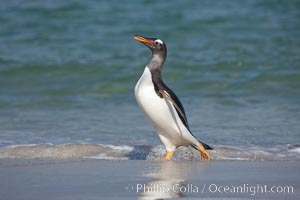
0,143,299,161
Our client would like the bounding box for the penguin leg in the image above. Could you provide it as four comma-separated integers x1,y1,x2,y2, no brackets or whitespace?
158,134,175,160
162,151,174,160
197,144,211,160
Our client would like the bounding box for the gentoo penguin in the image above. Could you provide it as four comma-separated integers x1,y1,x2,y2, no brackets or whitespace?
134,35,211,160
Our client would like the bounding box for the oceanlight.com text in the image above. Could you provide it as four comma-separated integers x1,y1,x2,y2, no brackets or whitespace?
208,183,294,196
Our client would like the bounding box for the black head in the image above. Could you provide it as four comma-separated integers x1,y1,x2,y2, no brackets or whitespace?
134,35,167,57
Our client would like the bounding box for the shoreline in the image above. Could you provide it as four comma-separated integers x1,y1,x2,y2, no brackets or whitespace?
0,159,299,200
0,143,299,161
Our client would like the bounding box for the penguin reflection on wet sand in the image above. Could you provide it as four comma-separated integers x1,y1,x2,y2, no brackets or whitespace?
134,35,212,160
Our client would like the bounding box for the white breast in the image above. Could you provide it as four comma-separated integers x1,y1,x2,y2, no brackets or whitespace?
134,67,194,150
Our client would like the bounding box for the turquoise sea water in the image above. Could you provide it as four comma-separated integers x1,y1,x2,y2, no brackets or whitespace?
0,0,299,160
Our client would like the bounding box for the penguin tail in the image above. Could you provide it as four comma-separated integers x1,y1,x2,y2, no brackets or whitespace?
200,141,213,150
191,141,213,150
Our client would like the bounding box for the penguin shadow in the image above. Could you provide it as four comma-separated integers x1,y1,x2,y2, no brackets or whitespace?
138,161,202,200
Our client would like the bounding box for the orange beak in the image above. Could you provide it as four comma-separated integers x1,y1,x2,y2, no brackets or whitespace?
134,35,154,46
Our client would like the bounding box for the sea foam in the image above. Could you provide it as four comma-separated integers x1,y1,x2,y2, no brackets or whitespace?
0,143,299,161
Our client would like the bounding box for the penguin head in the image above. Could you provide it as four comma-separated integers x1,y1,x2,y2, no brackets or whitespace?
134,35,167,56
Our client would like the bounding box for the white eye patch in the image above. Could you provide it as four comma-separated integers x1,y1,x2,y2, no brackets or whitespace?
154,39,163,44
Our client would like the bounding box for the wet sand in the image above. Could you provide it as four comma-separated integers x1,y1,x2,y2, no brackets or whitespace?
0,160,299,200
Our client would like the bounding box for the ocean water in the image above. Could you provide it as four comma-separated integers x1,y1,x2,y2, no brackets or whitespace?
0,0,299,160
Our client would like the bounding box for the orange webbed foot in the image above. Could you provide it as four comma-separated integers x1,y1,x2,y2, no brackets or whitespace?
161,151,174,161
197,145,211,161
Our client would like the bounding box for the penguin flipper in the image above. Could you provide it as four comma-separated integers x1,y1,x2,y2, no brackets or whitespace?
152,80,189,129
159,90,185,119
158,90,189,128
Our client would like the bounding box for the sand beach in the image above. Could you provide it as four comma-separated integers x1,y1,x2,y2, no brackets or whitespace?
0,159,299,200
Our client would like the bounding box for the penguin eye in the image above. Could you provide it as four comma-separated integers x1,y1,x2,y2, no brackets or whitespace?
154,39,163,47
